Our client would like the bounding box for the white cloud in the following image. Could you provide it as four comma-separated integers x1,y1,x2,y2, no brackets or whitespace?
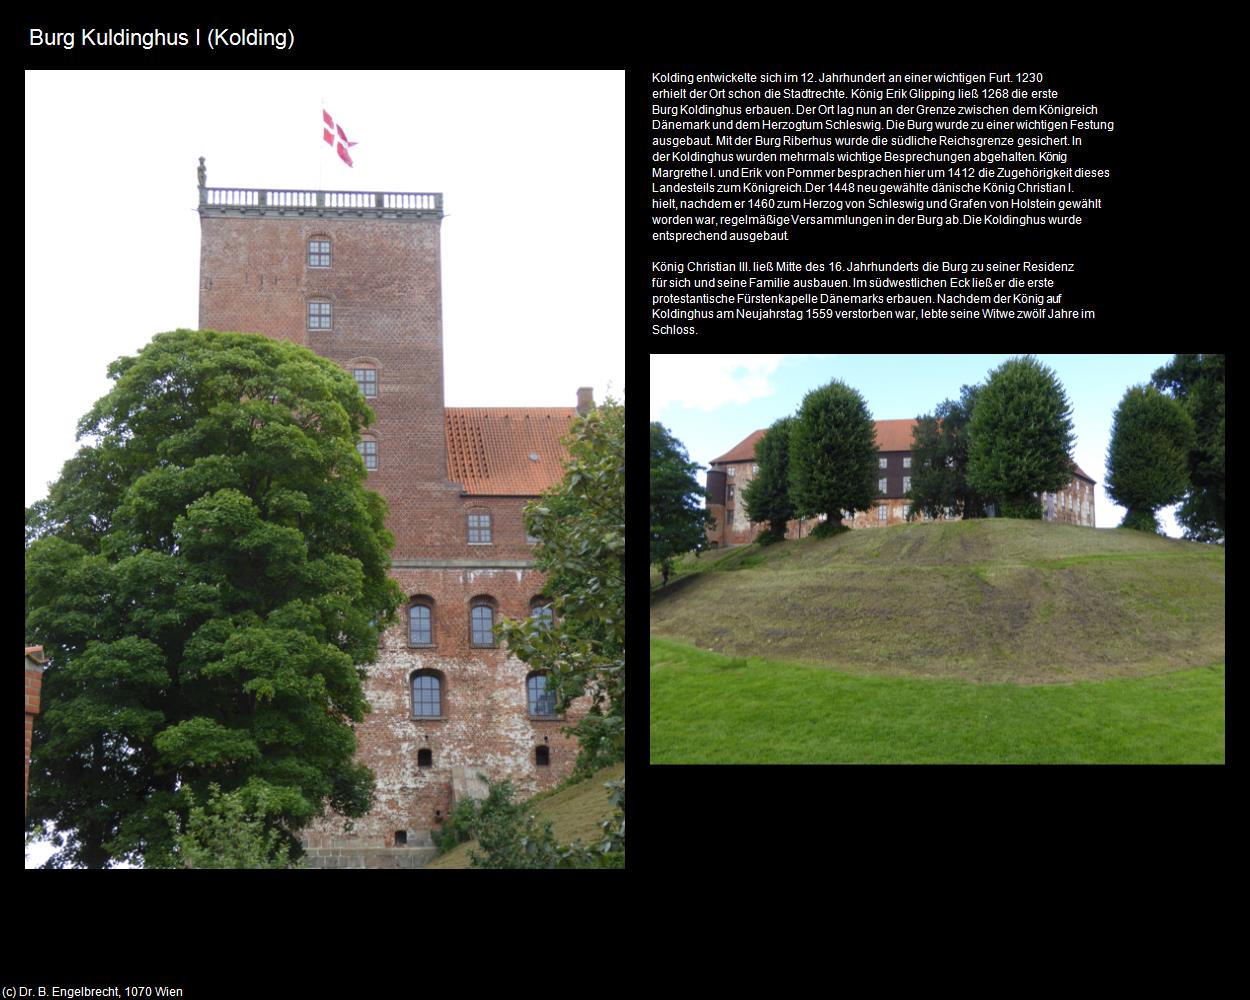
649,354,809,418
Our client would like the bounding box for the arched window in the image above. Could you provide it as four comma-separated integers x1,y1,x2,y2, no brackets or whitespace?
411,670,443,718
470,600,495,647
527,672,557,718
308,237,331,268
408,599,433,646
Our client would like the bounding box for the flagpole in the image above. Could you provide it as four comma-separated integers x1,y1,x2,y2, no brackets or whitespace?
319,98,324,192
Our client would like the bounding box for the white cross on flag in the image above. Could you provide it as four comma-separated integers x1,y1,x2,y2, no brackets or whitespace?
322,109,358,167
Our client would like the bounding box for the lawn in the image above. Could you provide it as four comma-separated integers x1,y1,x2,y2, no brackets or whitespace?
650,637,1225,764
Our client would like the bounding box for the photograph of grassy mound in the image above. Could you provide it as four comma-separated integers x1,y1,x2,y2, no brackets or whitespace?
650,520,1224,685
650,521,1224,764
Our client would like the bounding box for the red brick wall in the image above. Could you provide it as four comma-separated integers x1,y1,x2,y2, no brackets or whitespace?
199,208,585,851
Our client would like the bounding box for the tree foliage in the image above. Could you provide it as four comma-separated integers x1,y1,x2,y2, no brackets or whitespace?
1151,354,1225,542
460,776,624,870
25,330,403,868
499,401,625,775
906,384,990,521
740,416,795,539
966,356,1075,519
788,380,878,526
1105,385,1195,533
649,422,712,584
164,782,304,869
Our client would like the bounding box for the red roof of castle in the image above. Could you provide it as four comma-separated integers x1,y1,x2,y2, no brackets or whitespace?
712,421,917,464
710,430,768,464
712,421,1097,482
445,407,578,496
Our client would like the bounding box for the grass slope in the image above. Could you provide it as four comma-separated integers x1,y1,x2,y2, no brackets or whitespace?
650,520,1225,684
651,637,1225,764
423,763,624,869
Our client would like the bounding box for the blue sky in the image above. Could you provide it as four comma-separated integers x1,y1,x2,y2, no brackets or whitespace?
649,354,1184,536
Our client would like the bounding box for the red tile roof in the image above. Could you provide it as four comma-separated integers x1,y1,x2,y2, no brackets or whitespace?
710,430,767,465
445,408,578,496
873,419,918,452
712,421,917,464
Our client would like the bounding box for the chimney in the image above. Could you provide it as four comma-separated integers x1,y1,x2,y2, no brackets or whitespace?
576,386,594,416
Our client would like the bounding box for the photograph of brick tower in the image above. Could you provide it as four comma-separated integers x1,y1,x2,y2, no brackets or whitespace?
196,171,593,865
25,71,623,868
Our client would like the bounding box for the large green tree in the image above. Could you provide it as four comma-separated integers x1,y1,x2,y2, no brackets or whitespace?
906,384,990,521
1151,354,1225,542
788,379,877,528
966,356,1076,519
740,416,795,540
1105,385,1196,533
25,330,403,868
499,401,625,775
650,422,712,584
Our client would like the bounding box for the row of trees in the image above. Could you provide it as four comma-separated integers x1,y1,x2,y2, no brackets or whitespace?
745,356,1079,538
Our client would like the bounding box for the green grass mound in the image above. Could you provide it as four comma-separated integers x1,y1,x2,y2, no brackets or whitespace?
650,638,1225,764
649,519,1224,684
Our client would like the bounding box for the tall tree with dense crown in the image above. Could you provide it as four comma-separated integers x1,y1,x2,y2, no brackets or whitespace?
1105,385,1196,533
906,384,990,521
741,416,795,540
650,422,713,584
25,330,403,868
499,400,625,776
788,379,878,529
1150,354,1225,542
966,356,1076,519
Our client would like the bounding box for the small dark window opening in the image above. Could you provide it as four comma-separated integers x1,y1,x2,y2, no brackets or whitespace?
394,830,407,846
417,748,432,768
535,746,550,767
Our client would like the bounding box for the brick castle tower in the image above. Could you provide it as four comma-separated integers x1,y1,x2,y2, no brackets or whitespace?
197,160,589,866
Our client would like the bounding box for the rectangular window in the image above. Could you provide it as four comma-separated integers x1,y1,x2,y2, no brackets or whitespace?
727,484,734,500
903,476,911,493
308,301,332,330
357,440,377,470
353,368,377,398
902,504,910,521
467,512,492,544
727,466,735,477
308,240,331,268
879,457,888,469
879,478,887,494
903,456,912,469
878,506,887,522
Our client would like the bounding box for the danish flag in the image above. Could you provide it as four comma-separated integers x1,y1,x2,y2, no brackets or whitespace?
322,109,357,167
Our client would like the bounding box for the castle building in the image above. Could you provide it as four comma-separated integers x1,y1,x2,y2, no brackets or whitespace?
197,163,591,866
706,420,1096,547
